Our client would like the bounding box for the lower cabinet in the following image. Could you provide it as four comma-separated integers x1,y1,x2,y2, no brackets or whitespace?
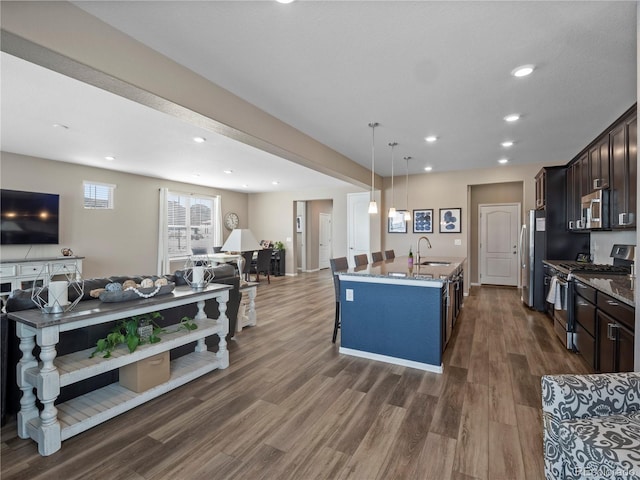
573,280,635,373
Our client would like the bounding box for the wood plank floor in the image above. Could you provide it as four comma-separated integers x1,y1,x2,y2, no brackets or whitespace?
1,271,590,479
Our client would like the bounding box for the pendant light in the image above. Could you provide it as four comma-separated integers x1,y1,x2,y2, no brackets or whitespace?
388,142,397,218
404,156,412,221
367,122,379,214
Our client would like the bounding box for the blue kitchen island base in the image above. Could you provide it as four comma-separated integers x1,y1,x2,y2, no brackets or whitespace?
337,256,466,374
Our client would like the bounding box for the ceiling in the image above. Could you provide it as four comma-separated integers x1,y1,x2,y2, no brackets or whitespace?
2,1,638,192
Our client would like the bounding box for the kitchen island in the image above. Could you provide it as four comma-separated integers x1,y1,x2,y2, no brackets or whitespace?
338,256,465,373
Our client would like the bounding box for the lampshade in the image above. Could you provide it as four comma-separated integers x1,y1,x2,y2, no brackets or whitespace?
221,229,261,252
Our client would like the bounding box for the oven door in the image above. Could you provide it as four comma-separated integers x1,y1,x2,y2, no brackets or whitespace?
547,275,572,348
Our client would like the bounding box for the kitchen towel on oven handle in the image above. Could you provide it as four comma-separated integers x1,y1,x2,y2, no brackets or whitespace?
545,276,564,310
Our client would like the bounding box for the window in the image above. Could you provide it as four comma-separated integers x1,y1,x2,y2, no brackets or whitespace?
83,181,115,209
167,191,221,259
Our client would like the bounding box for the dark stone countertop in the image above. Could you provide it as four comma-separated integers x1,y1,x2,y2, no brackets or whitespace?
571,272,635,308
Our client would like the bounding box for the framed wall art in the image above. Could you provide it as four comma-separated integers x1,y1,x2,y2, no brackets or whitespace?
413,209,433,233
388,210,407,233
439,208,461,233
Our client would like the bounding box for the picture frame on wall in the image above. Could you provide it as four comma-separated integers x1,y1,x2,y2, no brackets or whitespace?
388,210,408,233
413,209,433,233
439,208,462,233
296,215,303,233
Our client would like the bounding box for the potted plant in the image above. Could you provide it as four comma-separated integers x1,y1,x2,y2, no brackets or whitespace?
91,312,165,358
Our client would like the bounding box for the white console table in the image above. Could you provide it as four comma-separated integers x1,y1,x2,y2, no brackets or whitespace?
0,256,84,309
238,281,258,332
7,283,230,456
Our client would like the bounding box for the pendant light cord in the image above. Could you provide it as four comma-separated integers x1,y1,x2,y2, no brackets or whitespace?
389,142,397,207
368,122,378,202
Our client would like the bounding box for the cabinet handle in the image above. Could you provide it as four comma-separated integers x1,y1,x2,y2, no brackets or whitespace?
607,323,618,341
606,300,620,306
568,221,574,230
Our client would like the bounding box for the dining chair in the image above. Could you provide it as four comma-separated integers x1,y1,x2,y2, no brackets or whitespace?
251,248,273,283
384,249,395,260
241,250,254,281
371,251,383,262
354,254,368,267
329,257,349,343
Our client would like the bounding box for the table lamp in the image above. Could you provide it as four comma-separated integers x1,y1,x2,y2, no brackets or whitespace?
221,229,262,283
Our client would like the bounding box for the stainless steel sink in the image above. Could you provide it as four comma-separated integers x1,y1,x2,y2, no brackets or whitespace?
420,261,451,267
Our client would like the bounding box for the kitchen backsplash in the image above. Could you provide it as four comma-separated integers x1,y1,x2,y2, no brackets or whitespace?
590,230,637,264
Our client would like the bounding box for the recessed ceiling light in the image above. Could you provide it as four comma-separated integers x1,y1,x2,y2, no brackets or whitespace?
104,156,115,161
501,141,514,148
272,181,279,185
193,136,206,143
511,65,535,77
242,184,249,188
223,169,233,174
52,123,69,129
424,166,433,172
504,114,520,122
498,158,509,164
276,0,295,3
425,135,437,143
192,172,201,177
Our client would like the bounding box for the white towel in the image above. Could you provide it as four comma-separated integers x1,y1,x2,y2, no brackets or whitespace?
546,276,564,310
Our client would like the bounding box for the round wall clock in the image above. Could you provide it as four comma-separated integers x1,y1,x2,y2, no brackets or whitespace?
224,212,239,230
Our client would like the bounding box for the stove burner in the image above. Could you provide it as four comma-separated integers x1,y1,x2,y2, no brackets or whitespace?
556,262,630,275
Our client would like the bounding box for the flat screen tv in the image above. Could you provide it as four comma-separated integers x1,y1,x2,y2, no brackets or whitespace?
1,189,60,245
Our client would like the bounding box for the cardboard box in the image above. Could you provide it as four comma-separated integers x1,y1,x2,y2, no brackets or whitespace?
119,351,170,393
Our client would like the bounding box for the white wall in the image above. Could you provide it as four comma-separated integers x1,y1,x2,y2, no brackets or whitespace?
0,152,248,278
248,185,367,275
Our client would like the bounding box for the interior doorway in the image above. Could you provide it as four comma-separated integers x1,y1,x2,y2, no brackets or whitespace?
347,192,370,268
479,203,521,286
295,199,333,272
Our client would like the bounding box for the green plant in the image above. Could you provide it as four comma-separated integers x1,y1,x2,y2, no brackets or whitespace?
90,312,164,358
274,241,284,251
178,316,198,331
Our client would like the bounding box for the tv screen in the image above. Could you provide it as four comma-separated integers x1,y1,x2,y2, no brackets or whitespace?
1,189,60,245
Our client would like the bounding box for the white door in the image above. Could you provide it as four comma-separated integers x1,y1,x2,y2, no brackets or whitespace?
319,213,331,270
347,192,370,267
479,203,520,286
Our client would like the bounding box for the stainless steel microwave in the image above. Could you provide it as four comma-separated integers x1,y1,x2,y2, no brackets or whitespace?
579,190,609,229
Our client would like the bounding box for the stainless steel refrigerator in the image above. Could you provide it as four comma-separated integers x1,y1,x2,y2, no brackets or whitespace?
519,210,535,307
520,208,590,311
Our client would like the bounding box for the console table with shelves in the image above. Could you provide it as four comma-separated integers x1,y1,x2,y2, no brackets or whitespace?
0,257,84,309
7,283,231,456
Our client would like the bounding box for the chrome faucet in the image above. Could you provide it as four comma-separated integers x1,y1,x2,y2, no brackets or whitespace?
416,236,432,265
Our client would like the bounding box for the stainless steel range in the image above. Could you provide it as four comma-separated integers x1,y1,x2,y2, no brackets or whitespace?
544,244,634,349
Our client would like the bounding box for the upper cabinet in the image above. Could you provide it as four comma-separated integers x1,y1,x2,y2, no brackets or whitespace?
610,113,637,228
589,136,610,191
565,104,636,231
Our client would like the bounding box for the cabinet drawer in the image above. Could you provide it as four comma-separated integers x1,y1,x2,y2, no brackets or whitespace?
574,321,596,370
0,265,16,277
575,295,596,337
18,264,47,276
50,262,77,274
573,280,596,304
597,293,634,331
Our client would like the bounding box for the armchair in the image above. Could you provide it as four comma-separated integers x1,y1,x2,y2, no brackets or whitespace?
542,372,640,480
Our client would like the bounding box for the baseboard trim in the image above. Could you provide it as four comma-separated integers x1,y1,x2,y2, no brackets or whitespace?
338,347,443,374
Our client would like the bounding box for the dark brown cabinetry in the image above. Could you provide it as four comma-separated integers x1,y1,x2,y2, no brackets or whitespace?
610,112,637,228
588,137,610,191
574,279,635,373
565,104,636,231
573,280,597,370
566,161,582,230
